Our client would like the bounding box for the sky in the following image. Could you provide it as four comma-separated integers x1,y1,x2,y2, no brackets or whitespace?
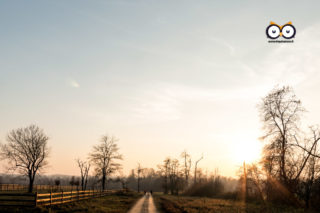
1,0,320,177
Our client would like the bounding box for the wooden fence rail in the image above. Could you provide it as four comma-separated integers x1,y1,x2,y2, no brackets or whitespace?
0,190,112,207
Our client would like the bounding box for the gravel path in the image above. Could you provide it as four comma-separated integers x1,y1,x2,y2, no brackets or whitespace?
128,193,157,213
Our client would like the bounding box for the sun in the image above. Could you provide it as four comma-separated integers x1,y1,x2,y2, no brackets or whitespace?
233,141,262,164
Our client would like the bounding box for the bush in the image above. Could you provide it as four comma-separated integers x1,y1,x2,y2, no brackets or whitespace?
184,179,224,197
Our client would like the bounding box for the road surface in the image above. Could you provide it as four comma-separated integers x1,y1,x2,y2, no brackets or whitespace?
128,192,157,213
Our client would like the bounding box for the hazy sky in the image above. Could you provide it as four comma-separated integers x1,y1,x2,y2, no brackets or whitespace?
1,0,320,177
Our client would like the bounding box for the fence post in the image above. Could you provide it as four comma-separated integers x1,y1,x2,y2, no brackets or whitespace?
50,190,52,206
35,192,38,207
61,190,64,204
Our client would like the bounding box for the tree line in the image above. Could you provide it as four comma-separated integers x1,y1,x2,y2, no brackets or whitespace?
1,85,320,210
122,152,237,197
0,125,234,196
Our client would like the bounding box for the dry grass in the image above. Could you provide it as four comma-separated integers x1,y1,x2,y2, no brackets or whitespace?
0,190,141,213
155,195,309,213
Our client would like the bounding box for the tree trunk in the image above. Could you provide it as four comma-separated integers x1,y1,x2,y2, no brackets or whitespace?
170,178,174,195
194,166,197,185
84,177,88,190
102,173,106,190
81,178,84,190
28,175,34,193
164,176,168,194
305,186,310,209
280,136,287,185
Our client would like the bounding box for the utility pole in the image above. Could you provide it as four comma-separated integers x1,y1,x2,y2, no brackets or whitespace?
137,163,142,193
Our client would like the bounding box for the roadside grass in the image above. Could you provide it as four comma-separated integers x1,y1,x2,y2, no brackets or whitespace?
0,190,141,213
155,194,311,213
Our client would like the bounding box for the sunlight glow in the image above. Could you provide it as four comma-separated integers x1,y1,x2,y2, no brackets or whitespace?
233,141,262,164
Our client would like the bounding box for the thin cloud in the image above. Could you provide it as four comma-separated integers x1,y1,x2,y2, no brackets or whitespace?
129,83,267,123
129,21,320,124
194,34,236,56
68,80,80,88
131,90,181,122
208,37,236,56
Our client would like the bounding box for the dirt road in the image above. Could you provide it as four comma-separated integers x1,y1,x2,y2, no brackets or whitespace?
128,193,157,213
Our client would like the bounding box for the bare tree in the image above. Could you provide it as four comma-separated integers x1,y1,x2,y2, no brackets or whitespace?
259,86,305,185
259,86,320,203
70,176,76,186
89,135,122,190
0,125,50,192
76,158,90,190
54,179,60,187
168,158,182,195
181,150,192,186
246,163,265,201
158,157,183,195
194,154,203,184
158,158,171,194
297,127,320,208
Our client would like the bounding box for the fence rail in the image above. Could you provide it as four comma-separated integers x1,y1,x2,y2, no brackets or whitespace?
0,192,35,206
0,189,112,207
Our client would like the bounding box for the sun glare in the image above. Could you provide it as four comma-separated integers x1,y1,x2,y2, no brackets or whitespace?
233,141,262,164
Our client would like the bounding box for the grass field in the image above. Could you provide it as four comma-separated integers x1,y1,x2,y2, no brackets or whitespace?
154,195,310,213
0,190,141,213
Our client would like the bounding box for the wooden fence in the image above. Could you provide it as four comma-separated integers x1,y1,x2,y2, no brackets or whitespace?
0,192,35,206
0,189,112,207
